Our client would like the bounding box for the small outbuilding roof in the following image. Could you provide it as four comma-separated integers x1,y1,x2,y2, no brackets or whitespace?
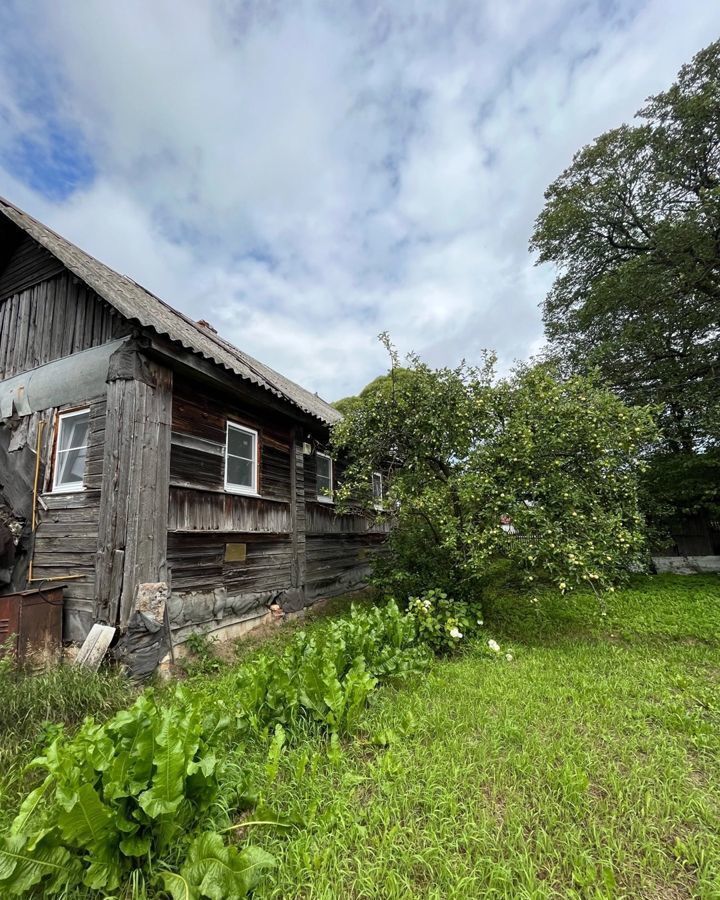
0,196,341,426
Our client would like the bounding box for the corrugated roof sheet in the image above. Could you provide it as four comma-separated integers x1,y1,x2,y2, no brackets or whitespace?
0,196,341,426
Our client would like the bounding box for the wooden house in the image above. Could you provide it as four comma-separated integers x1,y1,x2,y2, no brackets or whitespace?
0,197,386,666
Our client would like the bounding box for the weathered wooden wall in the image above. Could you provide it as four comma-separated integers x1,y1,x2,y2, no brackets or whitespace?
0,234,63,301
306,532,387,600
166,377,297,633
95,351,172,630
0,254,131,641
166,375,388,633
30,397,107,640
0,270,130,381
167,532,294,594
0,237,387,648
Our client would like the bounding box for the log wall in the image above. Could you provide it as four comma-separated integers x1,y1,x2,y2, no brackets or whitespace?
31,397,107,641
0,234,63,301
167,377,298,632
165,377,386,633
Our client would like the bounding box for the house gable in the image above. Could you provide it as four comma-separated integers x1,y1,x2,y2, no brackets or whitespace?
0,196,341,426
0,231,63,301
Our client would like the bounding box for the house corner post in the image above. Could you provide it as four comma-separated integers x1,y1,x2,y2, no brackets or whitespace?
287,427,307,608
94,342,172,629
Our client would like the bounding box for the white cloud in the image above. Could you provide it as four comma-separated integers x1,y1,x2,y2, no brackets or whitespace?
1,0,719,401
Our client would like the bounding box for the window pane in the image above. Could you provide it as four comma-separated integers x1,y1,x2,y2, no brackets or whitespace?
227,455,253,488
228,426,253,459
56,446,87,486
58,412,89,452
317,454,332,498
373,473,383,499
317,455,331,481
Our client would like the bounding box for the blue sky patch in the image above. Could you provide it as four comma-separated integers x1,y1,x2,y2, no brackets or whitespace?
1,122,95,201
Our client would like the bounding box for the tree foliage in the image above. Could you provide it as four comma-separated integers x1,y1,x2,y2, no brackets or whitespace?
639,448,720,549
531,39,720,451
333,342,656,601
333,367,416,416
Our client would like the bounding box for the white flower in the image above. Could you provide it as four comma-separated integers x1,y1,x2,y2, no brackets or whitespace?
505,653,513,662
487,639,500,653
449,627,463,639
422,599,432,609
476,619,484,626
559,582,566,590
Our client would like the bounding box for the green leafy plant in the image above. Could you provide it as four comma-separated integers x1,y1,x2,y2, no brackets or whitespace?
407,589,484,653
232,600,430,738
181,632,226,677
162,831,275,899
0,652,134,831
0,687,240,896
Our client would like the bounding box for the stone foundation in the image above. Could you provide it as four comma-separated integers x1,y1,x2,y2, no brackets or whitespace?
652,555,720,574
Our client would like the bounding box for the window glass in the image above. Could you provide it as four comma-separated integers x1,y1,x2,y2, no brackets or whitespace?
227,455,253,488
372,472,383,501
225,422,257,493
53,410,90,491
228,427,253,460
316,453,333,500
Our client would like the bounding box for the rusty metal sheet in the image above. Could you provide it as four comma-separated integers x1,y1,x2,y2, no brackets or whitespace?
0,586,63,663
0,593,20,654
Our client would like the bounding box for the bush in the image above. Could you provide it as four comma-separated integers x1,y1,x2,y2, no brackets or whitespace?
333,344,656,601
407,589,484,654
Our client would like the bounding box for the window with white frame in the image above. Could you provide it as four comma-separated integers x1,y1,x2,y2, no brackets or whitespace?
316,452,333,502
52,409,90,492
372,471,383,505
225,422,258,494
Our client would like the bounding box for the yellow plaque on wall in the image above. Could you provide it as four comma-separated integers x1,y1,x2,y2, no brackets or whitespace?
224,542,247,562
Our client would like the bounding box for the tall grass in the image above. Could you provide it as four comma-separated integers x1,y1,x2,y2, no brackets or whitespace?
0,650,134,826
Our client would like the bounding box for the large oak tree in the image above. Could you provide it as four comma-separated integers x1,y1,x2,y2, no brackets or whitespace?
531,40,720,453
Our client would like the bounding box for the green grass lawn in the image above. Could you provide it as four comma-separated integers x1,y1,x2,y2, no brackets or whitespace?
1,575,718,898
243,575,720,899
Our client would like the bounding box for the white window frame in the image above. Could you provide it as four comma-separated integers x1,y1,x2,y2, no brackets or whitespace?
372,471,383,508
224,421,259,496
51,408,90,493
316,452,333,503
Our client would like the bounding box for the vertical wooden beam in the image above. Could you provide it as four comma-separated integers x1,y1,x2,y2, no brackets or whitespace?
289,428,307,603
95,347,172,629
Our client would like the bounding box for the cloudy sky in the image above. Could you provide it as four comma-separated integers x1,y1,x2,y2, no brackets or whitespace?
0,2,718,401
